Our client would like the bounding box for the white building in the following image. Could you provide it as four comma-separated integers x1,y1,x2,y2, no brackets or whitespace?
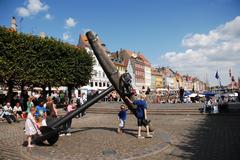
78,35,110,91
144,65,152,88
163,77,174,90
127,60,136,88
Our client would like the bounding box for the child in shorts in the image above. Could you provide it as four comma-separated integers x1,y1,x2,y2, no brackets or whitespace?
117,105,128,133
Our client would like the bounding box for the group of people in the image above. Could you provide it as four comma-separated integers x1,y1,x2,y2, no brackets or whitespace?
2,88,154,148
0,102,19,123
117,94,153,139
24,93,90,147
25,96,59,147
0,95,59,147
199,96,219,114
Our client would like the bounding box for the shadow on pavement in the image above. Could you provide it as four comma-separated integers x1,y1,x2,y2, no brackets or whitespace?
69,127,137,137
172,114,240,160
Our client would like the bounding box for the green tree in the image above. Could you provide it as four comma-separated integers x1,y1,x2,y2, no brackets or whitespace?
0,26,93,101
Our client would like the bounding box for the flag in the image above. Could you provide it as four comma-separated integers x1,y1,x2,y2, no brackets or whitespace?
229,69,231,77
215,71,219,79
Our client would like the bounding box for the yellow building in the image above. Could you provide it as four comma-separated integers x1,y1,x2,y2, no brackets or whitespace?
113,60,127,75
155,74,163,89
174,72,183,90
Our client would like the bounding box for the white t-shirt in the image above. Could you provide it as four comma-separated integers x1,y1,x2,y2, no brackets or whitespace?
83,95,87,103
3,105,13,112
13,106,22,112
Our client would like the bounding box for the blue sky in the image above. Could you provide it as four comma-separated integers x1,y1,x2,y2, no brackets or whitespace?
0,0,240,86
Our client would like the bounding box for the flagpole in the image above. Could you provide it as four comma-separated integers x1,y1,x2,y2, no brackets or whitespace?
229,68,233,92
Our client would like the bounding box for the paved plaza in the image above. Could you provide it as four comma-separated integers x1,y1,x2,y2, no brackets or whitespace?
0,103,240,160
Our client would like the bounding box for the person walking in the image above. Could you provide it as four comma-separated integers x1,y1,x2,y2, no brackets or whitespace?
117,105,128,133
76,94,83,118
179,87,184,103
60,101,75,136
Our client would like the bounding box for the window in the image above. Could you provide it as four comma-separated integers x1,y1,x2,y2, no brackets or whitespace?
103,82,106,87
99,82,102,87
95,82,98,87
98,71,101,77
90,82,93,87
93,70,97,77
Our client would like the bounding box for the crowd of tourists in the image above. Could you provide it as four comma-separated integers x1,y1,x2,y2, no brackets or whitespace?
0,90,90,147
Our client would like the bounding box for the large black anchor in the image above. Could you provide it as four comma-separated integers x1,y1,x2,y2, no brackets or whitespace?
34,31,154,145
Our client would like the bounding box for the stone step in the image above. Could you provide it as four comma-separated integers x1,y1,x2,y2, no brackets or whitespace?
57,103,240,116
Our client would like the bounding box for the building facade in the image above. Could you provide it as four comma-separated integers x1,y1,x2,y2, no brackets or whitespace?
78,35,110,90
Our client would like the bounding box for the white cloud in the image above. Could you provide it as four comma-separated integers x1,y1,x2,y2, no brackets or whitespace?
45,13,53,20
160,16,240,86
63,32,70,40
17,0,49,17
65,17,77,28
17,7,30,17
182,16,240,48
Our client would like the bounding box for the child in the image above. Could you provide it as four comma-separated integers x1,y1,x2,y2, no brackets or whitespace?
13,102,23,119
117,105,128,133
36,101,47,126
25,107,41,147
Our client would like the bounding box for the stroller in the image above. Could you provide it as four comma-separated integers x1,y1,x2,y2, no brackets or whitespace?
0,107,16,124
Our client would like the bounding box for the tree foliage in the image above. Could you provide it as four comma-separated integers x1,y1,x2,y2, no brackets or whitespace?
0,26,93,94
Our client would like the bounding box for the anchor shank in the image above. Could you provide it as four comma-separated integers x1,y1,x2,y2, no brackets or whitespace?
51,86,114,128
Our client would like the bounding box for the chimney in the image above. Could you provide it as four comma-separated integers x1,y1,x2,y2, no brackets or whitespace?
11,16,17,31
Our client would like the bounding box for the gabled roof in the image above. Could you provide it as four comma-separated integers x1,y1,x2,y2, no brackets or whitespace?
78,34,90,48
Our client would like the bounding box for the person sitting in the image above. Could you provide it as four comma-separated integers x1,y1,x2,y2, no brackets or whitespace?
13,102,23,119
3,102,16,123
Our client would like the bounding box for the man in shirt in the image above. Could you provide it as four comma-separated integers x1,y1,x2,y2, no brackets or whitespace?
126,95,153,139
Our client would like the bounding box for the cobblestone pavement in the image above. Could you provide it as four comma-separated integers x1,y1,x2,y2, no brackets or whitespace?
145,115,240,160
0,104,240,160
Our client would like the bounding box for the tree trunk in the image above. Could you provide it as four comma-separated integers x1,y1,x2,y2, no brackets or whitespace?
20,81,25,97
48,85,52,96
42,85,47,100
67,84,73,104
7,80,14,103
